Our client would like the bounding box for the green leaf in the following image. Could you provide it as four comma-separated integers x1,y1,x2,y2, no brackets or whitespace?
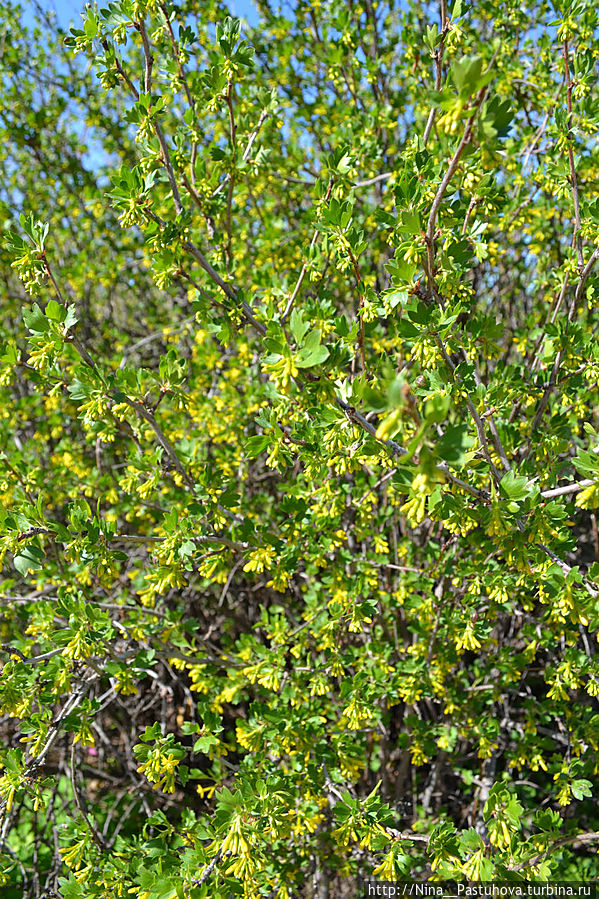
499,470,533,502
398,210,421,235
289,309,310,345
571,779,592,800
63,305,78,330
573,449,599,478
149,877,178,899
139,723,162,742
23,303,50,334
451,55,493,96
194,733,219,753
45,299,65,322
386,256,417,283
447,239,474,267
245,434,271,457
435,425,476,469
57,877,84,899
13,545,45,576
296,329,329,367
424,393,450,424
385,288,409,309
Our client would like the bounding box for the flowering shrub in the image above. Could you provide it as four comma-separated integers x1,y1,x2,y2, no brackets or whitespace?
1,0,599,895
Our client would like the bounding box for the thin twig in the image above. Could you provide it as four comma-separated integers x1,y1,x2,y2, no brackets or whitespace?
540,479,594,499
70,742,108,850
191,848,224,889
224,80,237,271
563,41,584,270
138,22,183,214
422,0,449,147
529,246,599,434
282,178,334,322
424,76,493,298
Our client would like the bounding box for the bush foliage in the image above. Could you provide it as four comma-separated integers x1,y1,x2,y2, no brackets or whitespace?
1,0,599,894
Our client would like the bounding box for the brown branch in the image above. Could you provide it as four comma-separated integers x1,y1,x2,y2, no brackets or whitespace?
224,80,237,272
159,2,195,112
211,107,271,200
434,337,505,483
137,19,153,95
348,247,366,373
101,39,139,100
139,22,183,215
191,848,224,889
540,479,594,499
107,27,183,216
511,830,599,873
528,246,599,435
422,0,449,147
122,395,194,487
424,83,491,299
70,742,108,851
335,397,491,502
563,40,584,270
282,178,334,322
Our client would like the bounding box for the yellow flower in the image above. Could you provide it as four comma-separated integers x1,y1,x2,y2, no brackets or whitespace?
372,849,400,880
455,623,481,652
243,546,276,573
410,743,429,766
340,697,375,730
576,482,599,509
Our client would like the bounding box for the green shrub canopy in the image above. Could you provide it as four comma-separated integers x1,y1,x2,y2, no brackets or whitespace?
1,0,599,894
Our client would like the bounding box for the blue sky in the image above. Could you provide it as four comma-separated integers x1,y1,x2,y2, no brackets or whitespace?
42,0,260,27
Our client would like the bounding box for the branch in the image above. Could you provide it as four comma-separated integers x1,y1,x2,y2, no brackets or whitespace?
511,831,599,873
336,398,491,503
211,108,271,200
137,19,153,95
224,80,237,271
159,2,196,112
540,479,594,499
434,338,505,484
138,22,183,215
122,395,194,487
101,39,139,100
354,172,392,188
347,246,366,372
14,526,247,552
0,644,63,665
563,40,584,270
422,0,449,147
70,741,108,851
424,80,492,298
112,533,248,551
282,178,334,322
191,848,224,889
529,246,599,434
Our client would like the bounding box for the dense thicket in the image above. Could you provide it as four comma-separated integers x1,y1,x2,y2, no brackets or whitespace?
1,0,599,895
